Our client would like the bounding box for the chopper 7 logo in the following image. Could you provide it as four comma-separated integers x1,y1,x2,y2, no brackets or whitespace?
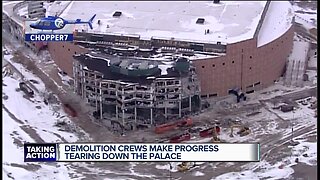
54,18,65,28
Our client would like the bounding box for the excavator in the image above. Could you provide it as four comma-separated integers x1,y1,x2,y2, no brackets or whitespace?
229,124,251,137
177,162,198,172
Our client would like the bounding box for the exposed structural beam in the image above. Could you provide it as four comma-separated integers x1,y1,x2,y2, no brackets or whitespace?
179,94,182,118
189,95,192,112
150,108,153,125
99,82,103,119
94,73,98,112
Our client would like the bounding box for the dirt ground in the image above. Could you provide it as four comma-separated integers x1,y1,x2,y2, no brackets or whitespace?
291,163,318,180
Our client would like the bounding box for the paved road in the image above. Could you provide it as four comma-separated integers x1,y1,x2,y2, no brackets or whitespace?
259,86,317,107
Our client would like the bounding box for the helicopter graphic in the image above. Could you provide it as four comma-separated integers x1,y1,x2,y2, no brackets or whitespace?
29,14,96,32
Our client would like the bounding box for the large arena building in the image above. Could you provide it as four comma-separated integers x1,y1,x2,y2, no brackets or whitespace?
47,1,294,96
3,1,295,128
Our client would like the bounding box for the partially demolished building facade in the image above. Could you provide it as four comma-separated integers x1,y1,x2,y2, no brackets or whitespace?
72,42,201,129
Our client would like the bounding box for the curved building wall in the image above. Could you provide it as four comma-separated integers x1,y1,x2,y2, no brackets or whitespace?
47,26,294,97
192,25,294,97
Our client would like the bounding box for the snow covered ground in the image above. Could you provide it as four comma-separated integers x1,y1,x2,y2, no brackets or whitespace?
3,108,73,179
212,137,316,180
2,49,91,180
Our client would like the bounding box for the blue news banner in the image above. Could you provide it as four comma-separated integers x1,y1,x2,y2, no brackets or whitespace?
25,34,73,42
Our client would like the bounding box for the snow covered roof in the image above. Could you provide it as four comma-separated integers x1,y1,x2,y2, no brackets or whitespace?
257,1,294,47
56,1,267,44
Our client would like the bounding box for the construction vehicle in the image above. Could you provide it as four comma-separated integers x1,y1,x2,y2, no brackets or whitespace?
177,162,198,172
211,126,221,143
63,104,77,117
155,118,193,134
19,82,34,97
230,124,250,137
169,133,191,143
199,126,220,137
229,88,247,103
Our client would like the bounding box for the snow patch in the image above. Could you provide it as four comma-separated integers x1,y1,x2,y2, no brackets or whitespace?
291,141,317,166
213,160,294,180
158,64,173,75
193,171,205,176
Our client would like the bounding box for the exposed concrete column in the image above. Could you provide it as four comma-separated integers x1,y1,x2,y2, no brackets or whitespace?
95,73,98,111
122,88,125,127
81,66,85,99
164,81,167,119
150,85,154,125
76,62,79,94
78,63,82,96
134,105,137,125
198,95,202,110
177,79,182,118
189,95,192,112
179,94,182,118
164,103,167,118
99,82,103,119
197,79,202,110
122,109,125,127
134,86,137,126
115,83,118,120
150,108,153,125
72,61,77,93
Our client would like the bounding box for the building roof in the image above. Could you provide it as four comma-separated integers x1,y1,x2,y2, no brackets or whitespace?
3,1,295,46
57,1,268,44
257,1,294,47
